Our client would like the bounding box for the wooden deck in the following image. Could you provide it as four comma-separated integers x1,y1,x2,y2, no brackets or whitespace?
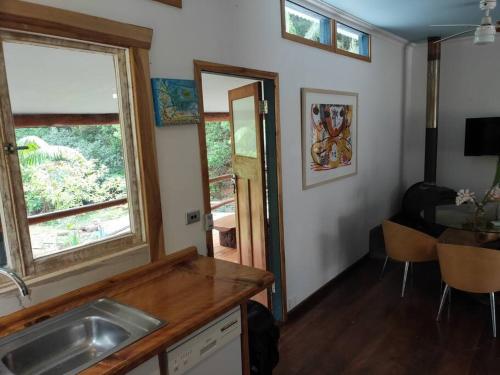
213,229,239,264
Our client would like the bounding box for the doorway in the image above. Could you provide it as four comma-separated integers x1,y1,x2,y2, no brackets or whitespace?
194,61,287,321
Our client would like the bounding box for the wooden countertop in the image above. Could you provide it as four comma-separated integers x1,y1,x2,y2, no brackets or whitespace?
0,247,274,374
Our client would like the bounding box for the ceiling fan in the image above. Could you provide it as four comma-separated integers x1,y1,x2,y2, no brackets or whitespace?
431,0,500,44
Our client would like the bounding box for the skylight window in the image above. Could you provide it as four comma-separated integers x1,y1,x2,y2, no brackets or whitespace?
336,22,370,59
283,1,332,46
280,0,371,62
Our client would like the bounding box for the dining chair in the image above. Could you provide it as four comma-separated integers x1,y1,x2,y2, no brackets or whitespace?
382,220,438,297
436,243,500,338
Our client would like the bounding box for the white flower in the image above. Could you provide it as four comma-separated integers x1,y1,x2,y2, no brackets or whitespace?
456,189,476,206
488,185,500,202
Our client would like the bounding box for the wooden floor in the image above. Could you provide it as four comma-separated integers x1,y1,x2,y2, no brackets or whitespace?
275,257,500,375
213,229,239,264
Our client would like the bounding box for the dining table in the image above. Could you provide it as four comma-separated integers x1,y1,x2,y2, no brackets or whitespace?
424,203,500,306
428,203,500,248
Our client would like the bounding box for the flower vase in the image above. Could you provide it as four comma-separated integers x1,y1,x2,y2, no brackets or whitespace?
473,205,487,230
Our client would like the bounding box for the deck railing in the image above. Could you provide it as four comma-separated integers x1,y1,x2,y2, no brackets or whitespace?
209,174,235,210
27,198,128,225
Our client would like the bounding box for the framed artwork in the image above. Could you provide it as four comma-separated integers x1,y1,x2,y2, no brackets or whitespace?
151,78,200,126
301,88,358,189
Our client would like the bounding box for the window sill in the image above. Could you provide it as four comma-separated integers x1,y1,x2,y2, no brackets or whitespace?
0,245,150,298
282,31,372,63
282,31,335,53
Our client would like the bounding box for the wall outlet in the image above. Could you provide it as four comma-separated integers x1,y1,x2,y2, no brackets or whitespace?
186,210,200,225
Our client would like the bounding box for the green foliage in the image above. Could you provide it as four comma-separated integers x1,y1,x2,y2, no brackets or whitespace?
15,125,124,176
206,121,231,179
21,157,126,216
337,34,360,54
286,10,320,42
17,136,85,166
16,128,127,216
205,121,232,201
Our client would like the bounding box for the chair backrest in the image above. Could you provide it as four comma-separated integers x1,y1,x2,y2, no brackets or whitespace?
437,244,500,293
382,220,438,262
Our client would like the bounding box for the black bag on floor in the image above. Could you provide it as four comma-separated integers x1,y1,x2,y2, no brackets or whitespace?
247,300,280,375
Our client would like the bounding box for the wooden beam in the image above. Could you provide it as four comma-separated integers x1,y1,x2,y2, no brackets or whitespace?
130,48,165,262
194,60,278,81
27,198,128,226
0,0,153,49
153,0,182,8
194,63,214,257
209,174,232,184
210,198,235,211
204,112,230,122
13,113,119,128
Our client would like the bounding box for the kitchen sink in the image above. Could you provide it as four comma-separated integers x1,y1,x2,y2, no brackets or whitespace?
0,299,166,375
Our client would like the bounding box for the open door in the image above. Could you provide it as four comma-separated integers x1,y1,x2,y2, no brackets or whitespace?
228,82,268,277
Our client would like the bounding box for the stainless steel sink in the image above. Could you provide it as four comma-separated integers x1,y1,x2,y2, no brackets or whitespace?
0,299,166,375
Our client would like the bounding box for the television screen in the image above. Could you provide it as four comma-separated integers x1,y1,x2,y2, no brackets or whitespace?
464,117,500,156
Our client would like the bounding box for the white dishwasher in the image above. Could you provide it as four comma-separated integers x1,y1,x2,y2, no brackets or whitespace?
166,306,243,375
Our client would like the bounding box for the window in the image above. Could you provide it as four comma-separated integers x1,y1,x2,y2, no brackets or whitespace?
336,22,370,60
280,0,371,62
283,1,332,46
0,31,144,276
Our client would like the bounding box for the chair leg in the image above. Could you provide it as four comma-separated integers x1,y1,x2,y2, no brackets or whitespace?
410,262,414,287
436,284,450,321
401,261,410,298
490,292,496,338
379,256,389,280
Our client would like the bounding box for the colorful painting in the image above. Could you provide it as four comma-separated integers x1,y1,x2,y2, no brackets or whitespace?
151,78,200,126
302,89,357,189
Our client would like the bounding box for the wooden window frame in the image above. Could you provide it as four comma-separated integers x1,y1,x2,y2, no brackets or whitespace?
0,0,164,280
334,21,372,63
280,0,372,63
280,0,335,53
204,112,230,122
0,31,144,275
153,0,182,8
13,113,120,128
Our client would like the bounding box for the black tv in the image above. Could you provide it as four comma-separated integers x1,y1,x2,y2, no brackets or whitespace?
464,117,500,156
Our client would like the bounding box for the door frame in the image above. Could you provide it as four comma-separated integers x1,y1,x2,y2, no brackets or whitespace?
194,60,287,321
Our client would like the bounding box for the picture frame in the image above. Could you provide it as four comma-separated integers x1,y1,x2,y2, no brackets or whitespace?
151,78,200,127
301,88,358,190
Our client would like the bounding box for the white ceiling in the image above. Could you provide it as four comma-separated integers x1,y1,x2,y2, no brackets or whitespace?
201,73,259,113
323,0,498,42
3,42,119,114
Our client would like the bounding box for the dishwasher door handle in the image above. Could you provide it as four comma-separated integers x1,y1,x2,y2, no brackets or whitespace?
220,320,239,333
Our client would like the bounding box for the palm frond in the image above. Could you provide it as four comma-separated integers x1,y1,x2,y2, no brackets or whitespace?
17,136,85,166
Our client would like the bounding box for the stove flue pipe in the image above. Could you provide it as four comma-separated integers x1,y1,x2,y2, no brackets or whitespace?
424,36,441,184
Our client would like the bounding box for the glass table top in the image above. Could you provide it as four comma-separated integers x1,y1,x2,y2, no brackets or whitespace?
431,203,500,234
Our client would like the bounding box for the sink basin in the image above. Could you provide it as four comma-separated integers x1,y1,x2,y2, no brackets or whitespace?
0,299,166,375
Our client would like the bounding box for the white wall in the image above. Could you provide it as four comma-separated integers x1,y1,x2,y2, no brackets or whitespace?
3,0,406,314
403,37,500,194
202,73,258,112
